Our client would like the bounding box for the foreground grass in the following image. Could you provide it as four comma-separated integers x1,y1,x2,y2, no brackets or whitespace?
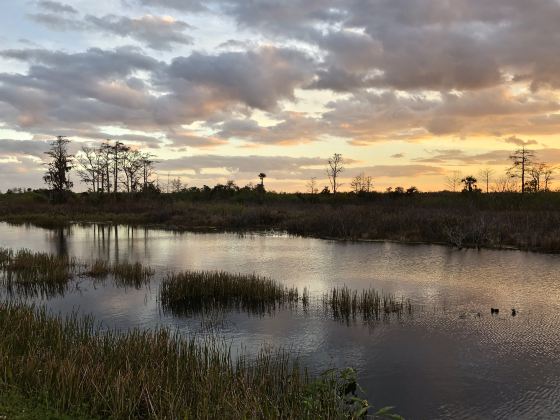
0,387,88,420
160,270,299,316
0,303,401,419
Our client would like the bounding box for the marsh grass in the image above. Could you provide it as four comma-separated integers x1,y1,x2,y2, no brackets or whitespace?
324,286,412,322
86,260,154,288
0,247,155,297
0,303,393,419
160,271,300,316
0,248,77,297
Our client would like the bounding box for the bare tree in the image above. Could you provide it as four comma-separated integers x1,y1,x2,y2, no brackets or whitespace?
445,170,463,192
170,177,184,193
327,153,344,194
139,152,157,191
76,146,99,192
111,141,130,193
493,175,517,192
508,146,534,194
350,172,373,193
528,162,555,192
478,168,494,193
43,136,74,194
121,149,144,192
306,177,318,194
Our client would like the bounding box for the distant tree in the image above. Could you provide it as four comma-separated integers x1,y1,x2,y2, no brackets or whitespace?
394,186,405,194
508,146,534,194
461,175,478,192
43,136,74,195
139,152,157,192
350,172,373,193
258,172,266,187
76,146,99,192
111,141,130,193
478,168,494,193
170,177,184,193
445,170,463,192
527,162,554,192
320,186,330,195
326,153,344,194
306,177,318,194
406,186,419,194
493,175,517,192
257,172,266,192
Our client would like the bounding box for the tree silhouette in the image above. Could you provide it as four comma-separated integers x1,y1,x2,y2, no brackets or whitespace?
258,172,266,187
461,175,478,192
508,146,534,194
327,153,344,194
43,136,74,196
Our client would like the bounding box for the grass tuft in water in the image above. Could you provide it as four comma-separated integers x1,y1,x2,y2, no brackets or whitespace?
0,303,401,419
324,286,412,321
87,260,154,288
0,248,77,297
160,271,299,316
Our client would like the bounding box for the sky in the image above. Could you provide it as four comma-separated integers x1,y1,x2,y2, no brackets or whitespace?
1,0,560,192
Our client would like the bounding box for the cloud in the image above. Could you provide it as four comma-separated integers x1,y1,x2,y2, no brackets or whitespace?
130,0,207,12
28,13,83,31
36,1,77,14
168,47,315,110
504,136,538,146
0,139,50,158
167,131,228,148
158,155,326,178
84,14,194,51
215,112,323,145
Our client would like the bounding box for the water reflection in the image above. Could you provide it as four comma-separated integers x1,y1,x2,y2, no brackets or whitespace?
1,222,560,419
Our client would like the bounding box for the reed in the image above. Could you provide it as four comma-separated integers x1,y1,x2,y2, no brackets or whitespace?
324,286,412,321
160,271,299,316
0,248,77,297
0,303,392,419
87,260,154,288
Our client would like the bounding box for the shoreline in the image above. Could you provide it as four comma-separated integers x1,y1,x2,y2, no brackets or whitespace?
0,216,550,255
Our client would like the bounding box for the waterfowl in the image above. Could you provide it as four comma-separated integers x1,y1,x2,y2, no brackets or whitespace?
511,308,517,316
491,308,499,315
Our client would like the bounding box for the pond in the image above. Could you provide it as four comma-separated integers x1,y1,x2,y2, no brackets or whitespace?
1,222,560,419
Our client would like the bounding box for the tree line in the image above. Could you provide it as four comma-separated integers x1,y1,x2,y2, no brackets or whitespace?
42,136,157,196
5,137,557,197
444,146,555,194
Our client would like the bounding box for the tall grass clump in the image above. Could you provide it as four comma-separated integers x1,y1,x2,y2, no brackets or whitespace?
160,271,299,316
0,247,77,297
324,286,412,321
0,303,401,419
87,260,154,288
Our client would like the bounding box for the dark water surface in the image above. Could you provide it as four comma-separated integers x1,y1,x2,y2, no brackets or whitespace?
1,222,560,419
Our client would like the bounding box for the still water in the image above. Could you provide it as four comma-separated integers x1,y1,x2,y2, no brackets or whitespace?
1,222,560,419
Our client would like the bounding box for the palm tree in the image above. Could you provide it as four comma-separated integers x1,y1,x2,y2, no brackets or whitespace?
461,176,478,192
258,173,266,188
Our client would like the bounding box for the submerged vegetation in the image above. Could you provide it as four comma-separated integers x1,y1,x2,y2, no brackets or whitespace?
0,303,402,419
324,286,412,322
160,271,299,316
